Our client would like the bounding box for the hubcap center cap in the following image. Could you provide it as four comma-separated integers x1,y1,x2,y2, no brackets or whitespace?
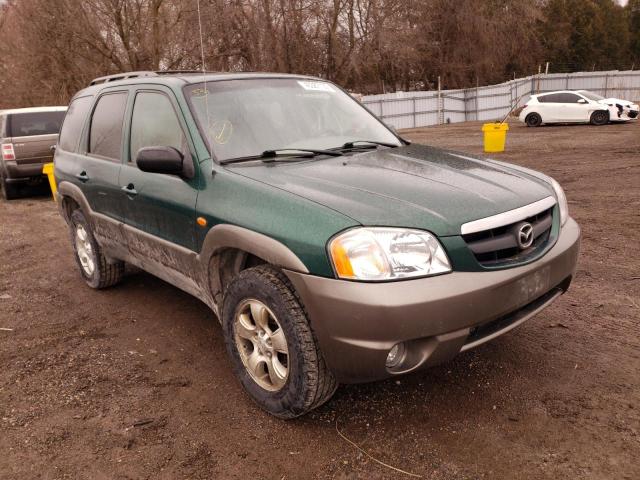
257,334,270,353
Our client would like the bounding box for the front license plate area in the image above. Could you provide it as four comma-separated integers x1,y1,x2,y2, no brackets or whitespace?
511,265,551,309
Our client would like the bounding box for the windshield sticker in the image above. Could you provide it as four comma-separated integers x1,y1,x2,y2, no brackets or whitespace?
297,81,335,93
210,120,233,144
191,88,210,97
296,92,330,99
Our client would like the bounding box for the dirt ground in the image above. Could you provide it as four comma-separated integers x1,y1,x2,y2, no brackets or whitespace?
1,120,639,480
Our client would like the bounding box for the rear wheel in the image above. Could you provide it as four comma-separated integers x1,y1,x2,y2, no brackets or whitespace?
1,176,19,200
69,209,124,289
590,110,609,126
525,112,542,127
222,265,337,418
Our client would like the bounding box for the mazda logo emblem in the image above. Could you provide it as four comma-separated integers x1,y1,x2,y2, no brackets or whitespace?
516,222,534,249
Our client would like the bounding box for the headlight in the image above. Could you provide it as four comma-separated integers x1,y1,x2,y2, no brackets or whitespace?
549,177,569,226
328,227,451,281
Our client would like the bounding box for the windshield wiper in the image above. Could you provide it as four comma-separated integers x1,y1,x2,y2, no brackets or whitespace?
220,148,342,165
339,140,401,150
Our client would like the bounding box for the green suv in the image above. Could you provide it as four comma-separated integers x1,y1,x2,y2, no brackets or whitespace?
54,71,580,418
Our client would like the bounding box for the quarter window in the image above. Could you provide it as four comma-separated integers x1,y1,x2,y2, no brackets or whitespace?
89,92,128,160
562,93,582,103
129,92,187,163
59,97,93,152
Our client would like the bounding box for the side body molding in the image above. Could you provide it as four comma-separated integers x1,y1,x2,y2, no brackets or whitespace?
57,182,310,317
57,180,209,309
198,224,309,274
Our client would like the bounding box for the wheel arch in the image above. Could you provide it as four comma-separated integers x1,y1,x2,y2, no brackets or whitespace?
201,224,310,307
57,181,92,223
591,109,610,118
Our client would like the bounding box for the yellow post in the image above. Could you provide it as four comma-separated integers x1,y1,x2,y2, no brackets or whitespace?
42,162,57,201
482,122,509,153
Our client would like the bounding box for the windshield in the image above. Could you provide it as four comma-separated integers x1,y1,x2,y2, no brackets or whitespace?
185,78,401,161
579,90,604,101
8,111,66,137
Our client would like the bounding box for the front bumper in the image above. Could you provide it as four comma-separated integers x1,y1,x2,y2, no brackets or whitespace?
285,218,580,383
607,103,639,121
622,105,639,120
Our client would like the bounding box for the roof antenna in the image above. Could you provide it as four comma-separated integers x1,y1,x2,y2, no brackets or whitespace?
196,0,211,136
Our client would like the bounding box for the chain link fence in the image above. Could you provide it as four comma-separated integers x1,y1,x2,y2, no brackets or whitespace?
361,70,640,129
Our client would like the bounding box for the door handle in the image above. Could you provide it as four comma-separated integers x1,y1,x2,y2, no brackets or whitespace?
76,171,89,182
121,183,137,196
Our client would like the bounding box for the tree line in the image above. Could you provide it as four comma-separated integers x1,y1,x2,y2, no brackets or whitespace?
0,0,638,108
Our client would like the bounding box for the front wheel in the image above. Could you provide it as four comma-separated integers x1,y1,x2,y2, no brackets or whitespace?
222,265,337,418
590,110,609,126
525,112,542,127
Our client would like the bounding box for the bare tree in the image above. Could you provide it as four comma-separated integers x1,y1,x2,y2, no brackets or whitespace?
0,0,634,108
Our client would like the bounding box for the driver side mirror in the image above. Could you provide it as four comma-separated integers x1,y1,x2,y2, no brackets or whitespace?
136,146,186,176
577,98,588,104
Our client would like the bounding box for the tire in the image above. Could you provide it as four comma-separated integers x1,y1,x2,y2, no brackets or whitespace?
69,209,124,289
590,110,609,126
525,112,542,127
1,176,19,200
222,265,337,419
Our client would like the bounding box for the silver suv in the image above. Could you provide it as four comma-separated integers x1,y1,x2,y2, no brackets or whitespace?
0,106,67,199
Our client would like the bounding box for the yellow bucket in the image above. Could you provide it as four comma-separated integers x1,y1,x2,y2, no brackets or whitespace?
42,162,57,201
482,122,509,153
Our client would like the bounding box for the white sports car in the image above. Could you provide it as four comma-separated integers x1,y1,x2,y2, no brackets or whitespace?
519,90,639,127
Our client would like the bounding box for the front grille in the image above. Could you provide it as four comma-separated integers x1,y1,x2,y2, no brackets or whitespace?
462,207,554,267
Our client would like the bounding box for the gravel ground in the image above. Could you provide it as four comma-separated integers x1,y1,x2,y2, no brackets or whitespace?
1,120,638,479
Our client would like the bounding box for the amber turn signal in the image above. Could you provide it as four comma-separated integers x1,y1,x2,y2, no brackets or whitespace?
329,240,355,278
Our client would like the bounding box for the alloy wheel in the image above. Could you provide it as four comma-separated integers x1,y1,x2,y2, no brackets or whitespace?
75,224,95,276
234,299,289,391
592,111,608,125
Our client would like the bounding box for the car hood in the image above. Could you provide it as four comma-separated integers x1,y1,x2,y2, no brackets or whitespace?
228,144,555,236
598,98,638,108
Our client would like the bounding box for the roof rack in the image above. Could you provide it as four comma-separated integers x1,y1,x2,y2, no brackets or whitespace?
89,70,220,86
155,70,218,75
89,71,158,86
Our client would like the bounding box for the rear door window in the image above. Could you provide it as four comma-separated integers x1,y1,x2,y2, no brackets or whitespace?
59,97,93,152
7,111,66,137
89,92,128,161
539,93,565,103
129,91,188,163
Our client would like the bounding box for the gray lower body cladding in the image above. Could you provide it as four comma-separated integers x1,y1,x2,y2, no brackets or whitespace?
285,218,581,383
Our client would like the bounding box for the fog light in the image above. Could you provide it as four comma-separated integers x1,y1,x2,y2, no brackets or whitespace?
385,343,406,368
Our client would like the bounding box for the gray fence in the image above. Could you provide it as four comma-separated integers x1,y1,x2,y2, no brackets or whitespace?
361,70,640,129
